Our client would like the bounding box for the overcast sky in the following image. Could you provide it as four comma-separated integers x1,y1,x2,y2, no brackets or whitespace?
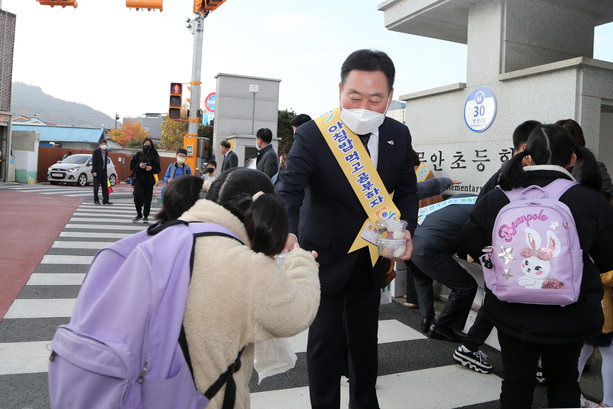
3,0,613,121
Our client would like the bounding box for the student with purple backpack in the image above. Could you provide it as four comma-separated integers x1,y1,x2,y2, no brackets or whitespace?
462,124,613,409
48,168,320,409
180,167,320,409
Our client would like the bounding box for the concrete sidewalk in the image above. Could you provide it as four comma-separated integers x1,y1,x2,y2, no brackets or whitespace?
0,190,81,320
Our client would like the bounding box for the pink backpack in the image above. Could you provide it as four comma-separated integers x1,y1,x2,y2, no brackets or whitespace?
480,179,583,306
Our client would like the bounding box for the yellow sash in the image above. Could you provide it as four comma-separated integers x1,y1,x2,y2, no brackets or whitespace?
315,107,401,266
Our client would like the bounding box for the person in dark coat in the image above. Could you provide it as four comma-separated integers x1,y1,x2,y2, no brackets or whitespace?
91,140,111,205
408,199,478,344
255,128,279,179
462,124,613,409
276,49,418,409
220,140,238,172
130,137,160,224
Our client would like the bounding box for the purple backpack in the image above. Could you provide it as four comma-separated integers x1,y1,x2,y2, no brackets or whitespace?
480,179,583,306
48,221,243,409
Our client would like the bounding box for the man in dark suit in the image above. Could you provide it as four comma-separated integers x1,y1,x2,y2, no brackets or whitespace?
219,140,238,172
276,50,418,409
91,139,112,205
255,127,279,179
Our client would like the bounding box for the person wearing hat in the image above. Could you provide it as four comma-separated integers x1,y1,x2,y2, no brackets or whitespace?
92,139,112,205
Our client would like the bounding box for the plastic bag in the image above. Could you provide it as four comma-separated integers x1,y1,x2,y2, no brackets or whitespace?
380,284,392,305
253,338,297,384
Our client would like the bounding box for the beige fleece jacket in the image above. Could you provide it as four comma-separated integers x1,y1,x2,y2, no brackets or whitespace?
181,199,320,409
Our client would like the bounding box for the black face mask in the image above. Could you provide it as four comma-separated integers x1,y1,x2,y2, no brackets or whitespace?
143,145,152,152
207,167,215,173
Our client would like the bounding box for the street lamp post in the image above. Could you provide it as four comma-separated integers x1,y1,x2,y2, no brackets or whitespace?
249,84,259,134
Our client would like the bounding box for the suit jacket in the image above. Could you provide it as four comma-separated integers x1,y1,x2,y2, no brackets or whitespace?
91,148,108,175
276,117,419,294
221,150,238,171
256,144,279,178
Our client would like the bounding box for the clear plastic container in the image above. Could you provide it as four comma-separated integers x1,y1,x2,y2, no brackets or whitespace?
375,219,407,240
376,237,406,259
274,252,290,266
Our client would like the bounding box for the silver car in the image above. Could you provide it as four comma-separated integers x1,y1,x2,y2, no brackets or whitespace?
47,154,118,187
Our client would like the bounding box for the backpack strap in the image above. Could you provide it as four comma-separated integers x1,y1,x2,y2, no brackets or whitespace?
169,162,178,180
544,178,579,200
497,178,578,202
171,222,245,408
203,347,246,409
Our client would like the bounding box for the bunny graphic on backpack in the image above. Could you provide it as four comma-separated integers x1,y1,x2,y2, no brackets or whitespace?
480,179,584,306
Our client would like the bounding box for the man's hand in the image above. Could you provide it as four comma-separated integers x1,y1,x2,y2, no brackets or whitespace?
284,233,299,252
92,172,97,177
392,230,413,261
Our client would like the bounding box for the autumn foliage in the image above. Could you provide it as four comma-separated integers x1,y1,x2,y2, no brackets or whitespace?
110,120,150,147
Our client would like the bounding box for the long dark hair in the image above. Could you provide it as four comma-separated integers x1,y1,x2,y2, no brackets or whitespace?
500,124,601,191
141,137,160,163
206,168,289,256
155,176,204,222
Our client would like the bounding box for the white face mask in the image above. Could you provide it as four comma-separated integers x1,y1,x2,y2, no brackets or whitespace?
255,140,261,151
176,156,186,164
100,145,107,150
340,95,390,135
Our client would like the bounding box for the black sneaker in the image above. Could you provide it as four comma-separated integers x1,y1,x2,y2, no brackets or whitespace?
429,325,466,342
132,216,142,223
142,218,149,224
94,201,100,205
102,201,113,205
453,345,493,374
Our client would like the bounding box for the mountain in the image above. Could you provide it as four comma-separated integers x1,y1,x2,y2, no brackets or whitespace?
10,82,115,128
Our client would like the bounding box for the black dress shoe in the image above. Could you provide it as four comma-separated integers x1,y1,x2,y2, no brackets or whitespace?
102,201,113,205
429,325,466,342
421,318,433,334
94,201,100,205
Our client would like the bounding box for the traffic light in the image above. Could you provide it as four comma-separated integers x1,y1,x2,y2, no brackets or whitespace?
203,0,226,11
169,82,182,121
125,0,163,11
37,0,78,8
193,0,203,13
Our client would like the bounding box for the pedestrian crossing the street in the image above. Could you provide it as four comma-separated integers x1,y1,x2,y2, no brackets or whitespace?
0,200,508,409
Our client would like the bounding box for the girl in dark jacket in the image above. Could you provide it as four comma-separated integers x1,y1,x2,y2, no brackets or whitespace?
130,137,161,223
462,124,613,408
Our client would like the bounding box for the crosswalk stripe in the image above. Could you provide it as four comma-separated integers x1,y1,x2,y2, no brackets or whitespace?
74,211,145,216
27,273,86,286
250,365,502,409
69,217,140,223
41,255,94,264
51,241,109,249
59,231,133,239
0,341,52,375
65,224,148,231
0,319,426,376
287,319,425,354
4,299,76,319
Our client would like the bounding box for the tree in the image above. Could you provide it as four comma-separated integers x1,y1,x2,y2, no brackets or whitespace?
110,120,150,147
277,108,296,141
160,107,189,151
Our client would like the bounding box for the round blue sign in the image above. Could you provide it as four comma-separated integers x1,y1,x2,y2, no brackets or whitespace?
464,87,497,132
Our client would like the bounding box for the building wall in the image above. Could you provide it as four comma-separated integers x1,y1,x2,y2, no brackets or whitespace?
212,73,280,163
405,60,613,192
123,115,164,144
12,130,39,182
0,10,16,112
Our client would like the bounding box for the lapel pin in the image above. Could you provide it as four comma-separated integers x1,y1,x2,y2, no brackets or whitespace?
387,140,394,145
